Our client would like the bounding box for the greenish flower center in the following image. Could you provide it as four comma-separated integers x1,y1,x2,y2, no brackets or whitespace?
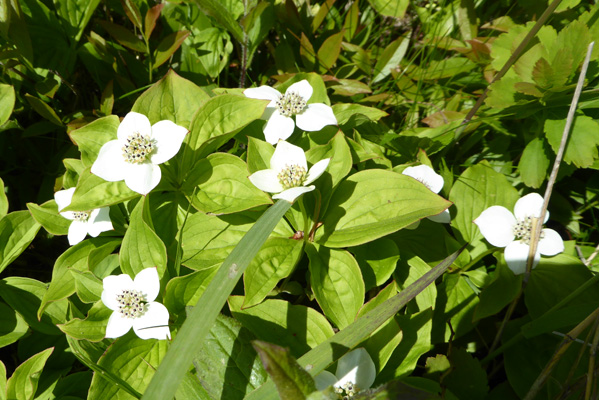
122,132,156,164
116,289,147,319
73,211,90,222
278,164,307,189
513,216,544,244
335,381,358,399
276,92,307,117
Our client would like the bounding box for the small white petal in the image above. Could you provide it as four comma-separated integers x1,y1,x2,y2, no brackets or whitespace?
402,165,444,194
474,206,517,247
101,274,134,311
91,140,129,182
286,80,313,101
248,169,284,193
263,111,295,144
296,103,337,132
54,188,75,211
335,348,376,390
428,208,451,223
504,240,539,275
132,302,171,340
514,193,547,222
244,86,282,106
271,141,307,172
314,370,338,391
132,267,160,303
117,112,152,142
304,158,331,185
124,163,161,195
67,220,89,245
149,120,188,165
538,229,564,256
87,207,113,237
273,186,314,202
105,311,134,338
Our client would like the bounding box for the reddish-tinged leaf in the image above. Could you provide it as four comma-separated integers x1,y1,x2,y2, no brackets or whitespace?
312,0,336,32
98,20,146,52
300,32,316,70
144,3,164,39
153,30,190,69
120,0,143,30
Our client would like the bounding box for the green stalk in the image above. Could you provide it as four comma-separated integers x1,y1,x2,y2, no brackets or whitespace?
141,200,292,400
246,245,466,400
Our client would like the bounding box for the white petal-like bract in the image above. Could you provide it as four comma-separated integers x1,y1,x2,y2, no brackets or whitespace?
474,206,516,247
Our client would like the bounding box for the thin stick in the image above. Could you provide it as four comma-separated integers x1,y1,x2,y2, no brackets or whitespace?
586,316,599,400
585,242,599,267
523,41,595,283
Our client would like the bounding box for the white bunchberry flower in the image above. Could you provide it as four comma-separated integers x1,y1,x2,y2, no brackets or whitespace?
474,193,564,275
244,80,337,144
54,187,113,246
248,141,330,203
402,164,451,229
314,348,376,399
101,267,170,340
91,112,188,195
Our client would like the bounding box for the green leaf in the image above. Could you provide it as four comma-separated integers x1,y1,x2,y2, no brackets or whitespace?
444,348,488,400
181,95,268,172
24,94,62,126
434,273,479,340
373,33,410,83
66,169,138,211
367,0,409,18
317,30,344,70
0,211,41,274
192,0,244,43
120,196,167,277
0,277,68,335
378,310,433,380
193,314,268,399
182,27,233,79
6,348,53,400
243,237,303,308
363,315,402,373
448,161,519,243
88,334,167,399
252,340,317,400
185,153,272,214
163,268,218,315
27,200,71,235
474,261,521,321
246,247,465,400
317,170,451,247
306,132,352,194
332,104,388,125
0,84,15,126
98,20,146,52
247,136,275,173
132,70,210,128
142,200,292,400
181,213,255,271
52,0,101,43
229,296,335,359
59,301,112,342
39,238,120,317
0,360,5,400
0,178,7,219
71,269,103,303
153,30,190,69
350,238,399,291
300,33,316,70
545,114,599,168
518,137,550,188
306,244,364,329
175,372,212,400
69,115,120,168
0,300,28,348
397,256,437,312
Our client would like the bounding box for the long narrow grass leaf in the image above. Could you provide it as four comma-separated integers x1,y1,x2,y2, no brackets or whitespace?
141,200,292,400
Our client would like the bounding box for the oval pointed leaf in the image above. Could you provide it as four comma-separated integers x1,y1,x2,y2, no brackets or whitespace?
6,348,53,400
317,170,451,248
0,211,41,274
27,200,71,235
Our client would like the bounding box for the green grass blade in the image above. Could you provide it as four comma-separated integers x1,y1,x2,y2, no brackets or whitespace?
246,245,466,400
141,200,292,400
